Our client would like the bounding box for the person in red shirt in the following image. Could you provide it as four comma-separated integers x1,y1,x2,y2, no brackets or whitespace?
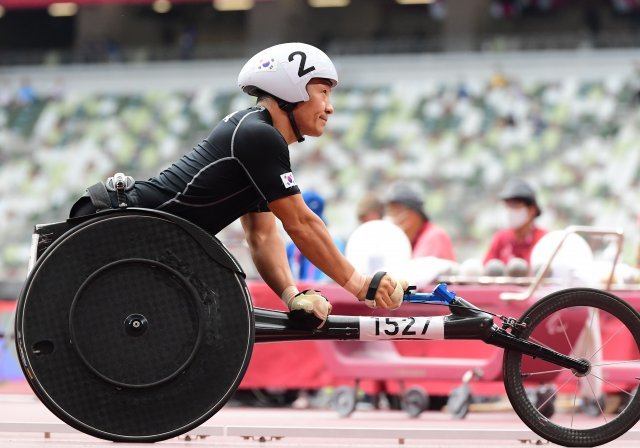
383,182,456,261
483,179,547,267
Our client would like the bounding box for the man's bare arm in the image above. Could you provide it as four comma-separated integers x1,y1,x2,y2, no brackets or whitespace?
240,209,332,327
268,194,406,309
240,211,295,298
268,194,354,287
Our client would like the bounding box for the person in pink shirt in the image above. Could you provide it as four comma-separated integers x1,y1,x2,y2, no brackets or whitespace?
483,179,548,267
383,182,456,261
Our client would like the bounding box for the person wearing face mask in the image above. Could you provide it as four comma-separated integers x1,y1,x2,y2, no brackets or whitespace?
483,179,548,266
383,181,456,261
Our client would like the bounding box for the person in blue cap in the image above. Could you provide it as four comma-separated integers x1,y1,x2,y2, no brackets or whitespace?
287,190,345,281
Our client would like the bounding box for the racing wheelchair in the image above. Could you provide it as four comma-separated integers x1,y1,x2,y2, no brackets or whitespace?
15,208,640,446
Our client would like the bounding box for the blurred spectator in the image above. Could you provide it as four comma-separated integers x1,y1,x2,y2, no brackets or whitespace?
105,36,123,63
287,190,345,282
179,25,197,60
383,181,456,261
489,65,509,89
483,179,548,266
0,79,13,108
47,77,66,101
16,78,36,106
489,70,509,89
356,192,385,224
583,2,602,47
490,0,521,19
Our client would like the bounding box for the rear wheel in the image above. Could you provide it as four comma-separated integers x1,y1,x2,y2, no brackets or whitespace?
15,210,254,442
503,288,640,447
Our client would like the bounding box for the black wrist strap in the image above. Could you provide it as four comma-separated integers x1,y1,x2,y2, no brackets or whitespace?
295,289,321,297
366,271,387,301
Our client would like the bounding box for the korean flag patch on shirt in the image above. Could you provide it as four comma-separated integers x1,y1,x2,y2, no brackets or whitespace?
280,172,297,189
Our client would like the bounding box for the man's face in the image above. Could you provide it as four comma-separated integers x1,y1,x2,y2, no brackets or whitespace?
293,79,334,137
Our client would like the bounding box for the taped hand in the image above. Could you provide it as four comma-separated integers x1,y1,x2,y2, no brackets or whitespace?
286,289,332,329
360,272,409,310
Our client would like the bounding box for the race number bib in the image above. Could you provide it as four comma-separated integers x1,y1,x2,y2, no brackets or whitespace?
359,316,445,341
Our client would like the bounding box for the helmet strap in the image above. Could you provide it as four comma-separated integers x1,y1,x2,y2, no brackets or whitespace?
276,98,305,143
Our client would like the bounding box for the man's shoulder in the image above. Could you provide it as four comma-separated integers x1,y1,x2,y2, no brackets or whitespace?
232,107,272,129
211,107,286,157
233,108,285,143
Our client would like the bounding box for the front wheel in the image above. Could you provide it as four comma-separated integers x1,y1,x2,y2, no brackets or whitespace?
503,288,640,447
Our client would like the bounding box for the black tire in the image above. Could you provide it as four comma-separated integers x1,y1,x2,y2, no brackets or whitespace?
503,288,640,447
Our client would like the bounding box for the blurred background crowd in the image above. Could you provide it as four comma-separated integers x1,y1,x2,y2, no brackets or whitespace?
1,0,640,289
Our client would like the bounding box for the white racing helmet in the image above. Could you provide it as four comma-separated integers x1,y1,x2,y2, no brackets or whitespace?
238,42,338,104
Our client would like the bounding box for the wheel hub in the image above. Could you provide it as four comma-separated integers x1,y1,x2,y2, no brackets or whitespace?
570,357,591,377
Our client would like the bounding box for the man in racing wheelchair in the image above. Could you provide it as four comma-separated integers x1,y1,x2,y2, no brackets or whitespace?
68,42,408,328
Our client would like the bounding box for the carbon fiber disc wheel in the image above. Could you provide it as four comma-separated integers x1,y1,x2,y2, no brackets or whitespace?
503,288,640,447
15,209,254,442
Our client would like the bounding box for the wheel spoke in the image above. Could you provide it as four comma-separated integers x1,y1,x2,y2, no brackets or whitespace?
553,374,576,395
521,368,566,378
536,385,560,413
589,323,625,361
558,314,575,356
571,378,579,428
589,372,638,397
585,376,607,424
590,359,640,367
